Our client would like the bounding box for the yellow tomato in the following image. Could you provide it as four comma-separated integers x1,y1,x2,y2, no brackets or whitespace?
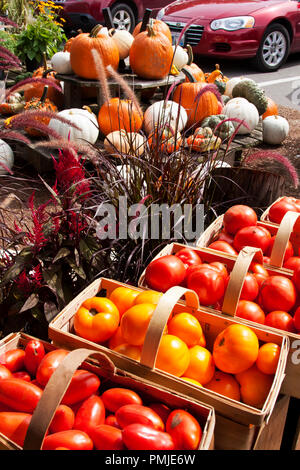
155,335,190,377
109,287,140,317
120,303,157,346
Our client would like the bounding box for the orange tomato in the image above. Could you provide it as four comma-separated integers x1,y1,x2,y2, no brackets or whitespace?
181,377,203,387
256,343,280,375
168,313,203,348
235,365,274,408
155,335,190,377
213,324,259,374
133,290,163,306
108,327,125,350
112,344,142,361
199,332,206,348
183,346,215,385
205,371,241,401
109,287,139,317
120,303,156,346
74,297,119,343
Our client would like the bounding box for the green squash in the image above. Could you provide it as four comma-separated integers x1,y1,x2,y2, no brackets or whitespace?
231,79,268,115
201,114,235,140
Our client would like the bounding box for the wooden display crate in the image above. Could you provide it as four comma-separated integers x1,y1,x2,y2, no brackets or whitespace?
138,243,299,399
49,276,289,450
0,332,215,451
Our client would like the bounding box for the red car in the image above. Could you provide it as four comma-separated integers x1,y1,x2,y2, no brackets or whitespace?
54,0,172,33
157,0,300,71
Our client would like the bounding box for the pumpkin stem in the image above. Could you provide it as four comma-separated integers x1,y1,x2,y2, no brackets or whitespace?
146,24,156,37
82,105,93,114
186,44,194,66
181,67,197,83
40,86,48,103
90,24,103,37
108,28,115,36
215,64,220,70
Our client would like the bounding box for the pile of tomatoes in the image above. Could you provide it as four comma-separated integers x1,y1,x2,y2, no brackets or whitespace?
72,286,281,410
0,340,203,450
143,204,300,334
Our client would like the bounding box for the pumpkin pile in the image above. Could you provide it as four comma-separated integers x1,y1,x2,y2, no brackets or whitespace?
71,285,281,409
0,340,203,450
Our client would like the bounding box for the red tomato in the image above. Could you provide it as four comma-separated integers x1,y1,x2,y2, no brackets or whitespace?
145,255,186,292
24,340,45,376
209,262,229,280
0,365,12,380
217,230,234,245
265,237,294,262
105,415,121,429
240,273,259,301
101,388,143,413
36,349,69,387
284,256,300,271
292,264,300,291
0,412,31,447
49,405,75,434
236,300,265,324
269,199,298,224
175,248,202,268
116,404,164,431
187,265,225,306
233,226,271,254
13,371,31,382
253,273,269,288
166,409,202,450
0,349,25,373
74,395,105,435
265,311,296,333
263,256,271,264
148,403,171,424
42,430,93,450
223,205,257,235
208,240,238,256
250,262,269,278
0,378,43,413
122,423,175,450
62,370,100,406
91,424,125,450
258,276,296,312
293,307,300,332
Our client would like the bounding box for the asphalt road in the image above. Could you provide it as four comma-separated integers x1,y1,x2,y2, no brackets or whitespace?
196,52,300,110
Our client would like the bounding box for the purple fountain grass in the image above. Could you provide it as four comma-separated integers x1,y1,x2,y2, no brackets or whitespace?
6,116,63,140
6,77,62,99
243,150,299,189
0,129,31,145
34,138,100,164
165,80,182,103
0,45,22,69
91,49,111,104
194,83,223,104
10,109,82,132
0,16,19,28
106,64,143,119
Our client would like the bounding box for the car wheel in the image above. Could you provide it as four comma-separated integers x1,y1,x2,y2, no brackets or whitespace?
254,23,290,72
110,3,136,32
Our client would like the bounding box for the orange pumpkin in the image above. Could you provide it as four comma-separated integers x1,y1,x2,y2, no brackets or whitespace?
70,25,119,80
129,25,173,80
262,96,278,120
173,82,219,128
235,365,274,408
63,37,75,52
205,371,241,401
133,19,172,43
23,86,58,137
24,65,63,107
212,324,259,375
183,45,205,83
98,97,143,136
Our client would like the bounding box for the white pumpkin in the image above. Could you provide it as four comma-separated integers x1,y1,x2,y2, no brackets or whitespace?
48,107,99,144
172,45,189,71
263,115,289,145
0,140,14,175
223,97,259,135
104,130,145,157
110,29,134,60
143,100,188,135
224,76,255,98
51,51,73,75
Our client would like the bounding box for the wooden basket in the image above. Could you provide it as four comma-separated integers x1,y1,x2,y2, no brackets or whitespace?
49,276,289,450
0,332,215,451
138,243,299,399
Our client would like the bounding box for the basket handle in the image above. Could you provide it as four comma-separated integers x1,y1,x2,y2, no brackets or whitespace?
23,348,116,450
269,211,300,268
140,286,199,369
221,246,264,317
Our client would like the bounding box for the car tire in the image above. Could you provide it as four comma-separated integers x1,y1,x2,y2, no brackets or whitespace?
110,3,136,32
254,23,290,72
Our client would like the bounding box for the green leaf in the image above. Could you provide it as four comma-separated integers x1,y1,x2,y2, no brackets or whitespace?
52,247,71,264
66,257,86,280
42,266,65,306
0,248,33,287
19,293,39,313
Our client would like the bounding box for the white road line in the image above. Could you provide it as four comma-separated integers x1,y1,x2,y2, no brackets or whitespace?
257,76,300,87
